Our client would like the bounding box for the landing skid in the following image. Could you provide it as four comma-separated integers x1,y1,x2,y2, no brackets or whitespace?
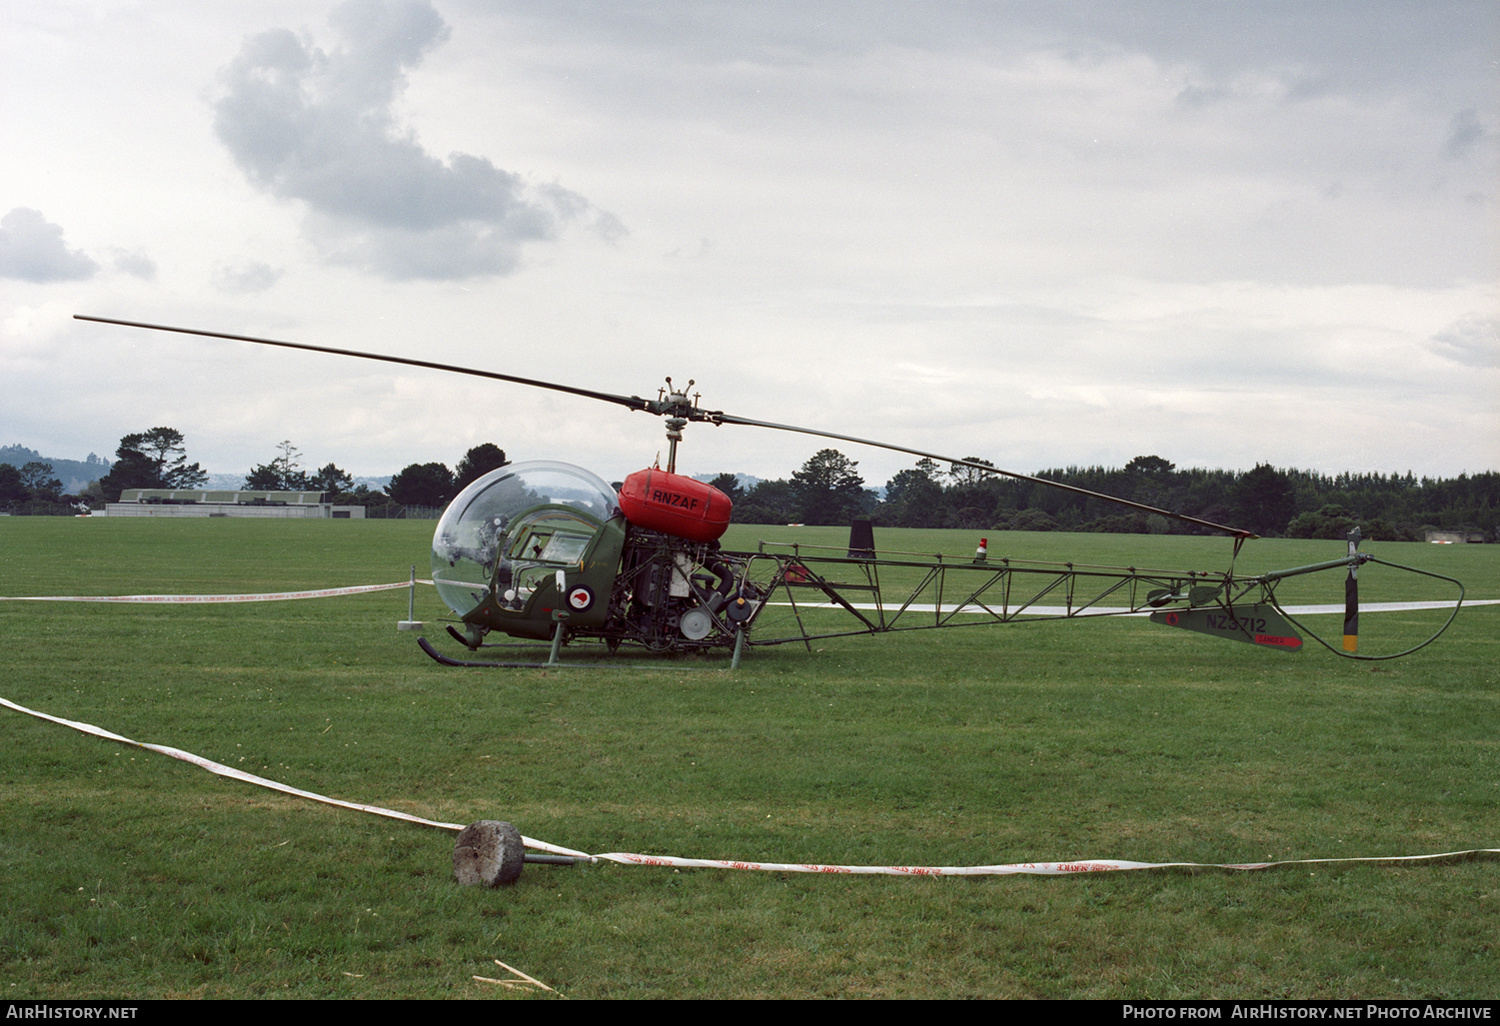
418,636,571,668
416,635,731,671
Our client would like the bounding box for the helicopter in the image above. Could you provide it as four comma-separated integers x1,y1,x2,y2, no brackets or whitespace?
75,314,1465,668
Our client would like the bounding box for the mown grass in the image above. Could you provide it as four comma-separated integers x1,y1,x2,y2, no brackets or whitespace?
1,517,1496,999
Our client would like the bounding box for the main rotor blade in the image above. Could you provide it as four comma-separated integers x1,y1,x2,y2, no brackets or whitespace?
715,411,1257,539
74,315,654,414
78,313,1255,538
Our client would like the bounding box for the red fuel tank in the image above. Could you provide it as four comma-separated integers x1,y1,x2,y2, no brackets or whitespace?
618,468,732,542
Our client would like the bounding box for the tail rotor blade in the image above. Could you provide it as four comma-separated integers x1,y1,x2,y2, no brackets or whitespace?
1343,527,1362,652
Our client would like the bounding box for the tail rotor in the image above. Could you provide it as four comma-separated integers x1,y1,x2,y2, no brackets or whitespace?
1343,527,1361,653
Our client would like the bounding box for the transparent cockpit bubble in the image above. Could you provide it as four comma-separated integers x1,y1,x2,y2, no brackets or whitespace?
431,461,618,617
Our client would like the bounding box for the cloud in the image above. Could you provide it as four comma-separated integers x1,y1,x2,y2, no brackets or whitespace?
111,250,156,279
212,0,620,280
1429,315,1499,369
213,261,284,294
0,208,99,283
1445,108,1485,158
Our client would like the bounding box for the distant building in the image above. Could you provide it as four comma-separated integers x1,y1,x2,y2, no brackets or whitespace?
106,489,364,518
1423,529,1485,544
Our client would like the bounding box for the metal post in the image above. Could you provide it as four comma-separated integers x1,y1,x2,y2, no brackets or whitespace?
398,564,422,630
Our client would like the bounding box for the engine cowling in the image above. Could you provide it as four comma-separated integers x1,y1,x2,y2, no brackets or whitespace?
618,468,732,542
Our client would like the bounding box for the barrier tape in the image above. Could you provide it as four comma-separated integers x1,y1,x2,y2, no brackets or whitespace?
0,695,586,858
6,589,1489,615
6,695,1494,877
772,599,1499,616
587,848,1500,876
0,581,431,603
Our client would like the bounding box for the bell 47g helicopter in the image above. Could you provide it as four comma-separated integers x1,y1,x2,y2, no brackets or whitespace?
76,315,1465,668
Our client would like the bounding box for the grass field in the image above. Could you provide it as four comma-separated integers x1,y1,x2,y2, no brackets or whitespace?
2,517,1496,999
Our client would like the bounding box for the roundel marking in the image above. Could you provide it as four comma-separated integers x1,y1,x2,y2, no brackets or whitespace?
567,585,595,612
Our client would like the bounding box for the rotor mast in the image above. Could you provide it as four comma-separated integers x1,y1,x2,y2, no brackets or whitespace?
656,377,703,474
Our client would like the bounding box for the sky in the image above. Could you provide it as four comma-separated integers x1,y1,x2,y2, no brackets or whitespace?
2,0,1496,489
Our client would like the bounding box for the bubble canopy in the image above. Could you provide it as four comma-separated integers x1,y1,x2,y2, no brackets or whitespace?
431,461,619,618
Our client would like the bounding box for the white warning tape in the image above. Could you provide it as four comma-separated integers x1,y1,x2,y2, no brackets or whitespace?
772,599,1499,617
5,694,1495,877
0,581,430,603
586,848,1500,876
0,695,586,858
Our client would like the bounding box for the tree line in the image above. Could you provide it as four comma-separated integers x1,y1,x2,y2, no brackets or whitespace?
0,429,512,517
236,439,510,512
4,429,1495,540
719,450,1498,541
